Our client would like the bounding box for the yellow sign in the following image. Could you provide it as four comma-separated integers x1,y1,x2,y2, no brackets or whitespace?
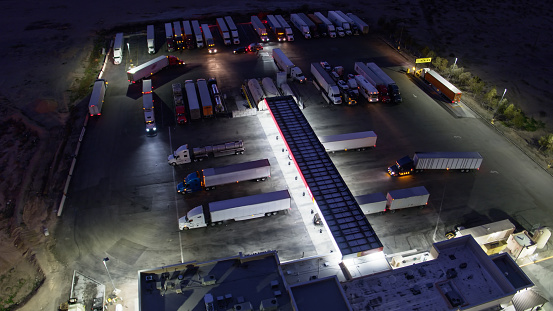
416,58,432,63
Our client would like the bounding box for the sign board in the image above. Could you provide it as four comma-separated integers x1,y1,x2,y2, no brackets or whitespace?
416,58,432,64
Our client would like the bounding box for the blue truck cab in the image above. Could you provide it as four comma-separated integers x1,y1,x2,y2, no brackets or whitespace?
177,171,203,194
388,156,414,176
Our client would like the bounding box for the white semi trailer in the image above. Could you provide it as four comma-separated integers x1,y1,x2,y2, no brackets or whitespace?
356,192,387,215
251,16,269,42
272,49,306,83
88,79,107,116
314,12,336,38
191,20,204,48
113,33,124,64
224,16,240,44
311,62,341,104
290,14,310,39
216,17,231,45
126,55,184,83
319,131,377,152
386,186,430,211
388,152,483,176
168,141,244,165
179,190,290,229
275,15,294,41
147,25,155,54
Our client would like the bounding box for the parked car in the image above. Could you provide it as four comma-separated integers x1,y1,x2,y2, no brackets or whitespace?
248,43,263,51
233,46,248,54
320,61,331,71
337,80,349,90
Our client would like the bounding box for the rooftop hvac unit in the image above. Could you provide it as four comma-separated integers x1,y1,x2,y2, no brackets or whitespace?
233,302,253,311
201,275,216,286
260,298,278,311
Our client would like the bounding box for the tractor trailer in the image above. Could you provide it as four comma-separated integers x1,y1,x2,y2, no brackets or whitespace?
168,140,244,165
422,68,462,103
197,78,214,117
272,48,306,83
173,83,187,124
224,16,240,44
328,11,351,36
388,152,483,176
347,13,369,34
182,20,195,49
251,16,269,42
298,13,318,38
88,79,106,116
177,159,271,194
356,192,387,215
386,186,430,211
267,15,286,41
311,62,341,104
290,14,311,39
275,15,294,41
191,20,204,48
147,25,155,54
315,12,336,38
366,62,402,103
354,62,391,103
216,17,231,45
126,55,184,83
178,190,290,229
164,23,174,52
184,80,201,120
113,33,124,64
320,131,377,152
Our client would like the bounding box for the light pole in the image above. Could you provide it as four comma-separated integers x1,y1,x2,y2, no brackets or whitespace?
127,43,132,66
491,88,507,124
103,257,120,295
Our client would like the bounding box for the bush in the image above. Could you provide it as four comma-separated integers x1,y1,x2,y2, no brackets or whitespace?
539,134,553,153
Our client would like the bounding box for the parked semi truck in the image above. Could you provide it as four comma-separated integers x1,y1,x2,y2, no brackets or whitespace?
164,23,174,52
298,13,319,38
201,24,216,53
388,152,483,176
182,20,195,49
314,12,336,38
386,186,430,211
354,75,379,102
173,21,183,49
272,48,306,83
113,33,123,64
143,89,156,134
224,16,240,44
267,15,286,41
215,17,231,45
421,68,462,103
311,62,341,105
356,192,387,214
177,159,270,194
328,11,351,36
347,13,369,34
172,83,187,124
354,62,390,103
275,15,294,41
197,78,213,117
308,13,327,37
251,16,269,42
89,79,107,116
366,62,402,103
191,20,204,48
126,55,184,83
319,131,377,152
179,190,290,229
184,80,201,120
290,13,311,39
168,140,244,165
336,11,358,35
147,25,155,54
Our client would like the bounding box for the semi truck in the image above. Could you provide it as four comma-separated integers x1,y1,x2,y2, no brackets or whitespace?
173,21,183,49
147,25,155,54
184,80,201,120
275,15,294,41
126,55,184,83
386,186,430,211
308,13,327,37
356,192,387,214
164,23,174,52
89,79,106,116
143,91,156,133
201,24,216,53
336,11,358,35
197,78,213,117
224,16,240,44
113,33,123,64
314,12,336,38
143,79,152,94
267,15,286,41
366,62,402,103
168,140,244,165
182,20,195,49
251,16,269,42
191,20,204,48
243,79,265,109
328,11,351,36
298,13,319,38
421,68,462,103
272,48,306,83
290,13,311,39
176,159,271,194
178,190,290,229
172,83,187,124
354,62,390,103
319,131,377,152
388,152,483,176
354,75,379,102
347,13,369,34
216,17,231,45
311,62,342,105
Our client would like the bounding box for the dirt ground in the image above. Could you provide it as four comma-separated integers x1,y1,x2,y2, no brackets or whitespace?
0,0,552,310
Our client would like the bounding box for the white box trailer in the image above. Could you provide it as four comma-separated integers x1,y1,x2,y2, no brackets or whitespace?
113,33,123,64
179,190,290,229
328,11,351,35
191,20,204,48
251,16,269,42
126,55,184,83
147,25,155,54
451,219,516,246
184,80,201,120
89,79,106,116
356,192,387,214
272,48,306,82
290,13,311,39
224,16,240,44
346,13,369,34
386,186,429,211
204,159,271,188
164,23,174,52
143,92,156,133
319,131,377,152
414,152,483,170
216,17,231,45
314,12,336,38
275,15,294,41
202,24,216,53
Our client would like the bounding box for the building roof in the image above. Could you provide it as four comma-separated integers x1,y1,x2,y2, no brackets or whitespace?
290,276,352,311
266,96,383,260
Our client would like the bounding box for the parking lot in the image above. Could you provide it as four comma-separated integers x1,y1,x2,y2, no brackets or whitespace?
55,21,553,307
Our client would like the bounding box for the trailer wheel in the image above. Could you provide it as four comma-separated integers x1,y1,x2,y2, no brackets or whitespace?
266,213,271,217
170,162,177,166
218,221,223,225
210,223,216,226
261,177,267,181
211,186,215,190
272,212,278,215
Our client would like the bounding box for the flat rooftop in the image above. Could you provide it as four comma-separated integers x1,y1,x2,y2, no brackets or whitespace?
290,276,352,311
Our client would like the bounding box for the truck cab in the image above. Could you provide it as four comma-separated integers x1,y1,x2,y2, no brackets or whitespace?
177,171,202,194
168,145,191,165
175,105,187,124
388,156,414,176
290,68,306,83
179,205,208,229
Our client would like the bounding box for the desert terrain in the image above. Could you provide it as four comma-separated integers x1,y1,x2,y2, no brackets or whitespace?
0,0,552,310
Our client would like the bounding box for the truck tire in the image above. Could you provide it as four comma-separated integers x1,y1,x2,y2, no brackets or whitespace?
266,213,271,217
205,187,210,191
272,211,278,215
260,177,267,181
170,162,177,166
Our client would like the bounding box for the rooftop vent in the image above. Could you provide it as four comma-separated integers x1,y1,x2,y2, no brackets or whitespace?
260,298,278,311
201,275,216,286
